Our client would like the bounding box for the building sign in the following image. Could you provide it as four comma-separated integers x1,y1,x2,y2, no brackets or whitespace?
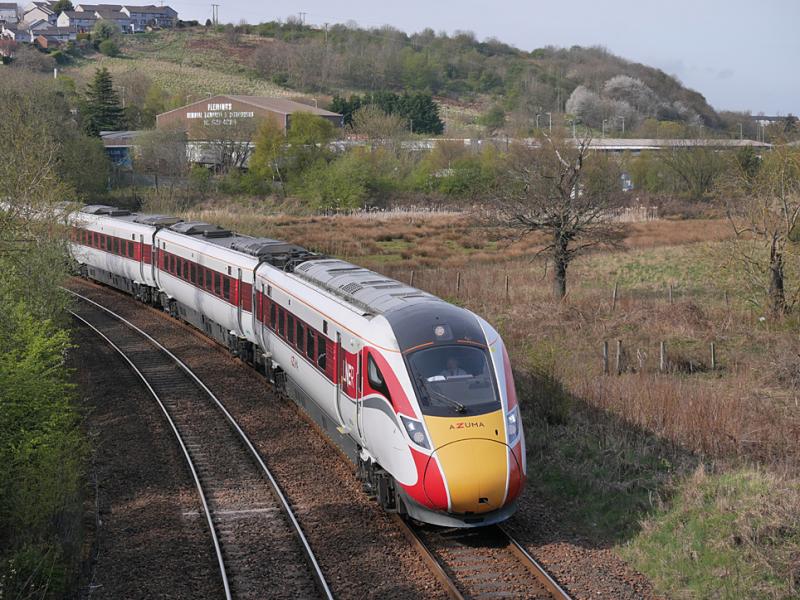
186,103,255,126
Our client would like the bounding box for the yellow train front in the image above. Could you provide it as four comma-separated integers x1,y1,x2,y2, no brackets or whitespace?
376,302,526,528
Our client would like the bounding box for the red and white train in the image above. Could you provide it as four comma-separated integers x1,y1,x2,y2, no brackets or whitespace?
68,204,526,527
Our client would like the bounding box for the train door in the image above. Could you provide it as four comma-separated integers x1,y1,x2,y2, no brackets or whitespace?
335,332,345,427
236,267,243,336
138,234,145,282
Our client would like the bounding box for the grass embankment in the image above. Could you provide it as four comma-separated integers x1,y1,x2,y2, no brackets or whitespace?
169,204,799,598
63,30,295,97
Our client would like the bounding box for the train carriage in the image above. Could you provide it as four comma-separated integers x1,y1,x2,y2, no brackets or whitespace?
68,205,526,528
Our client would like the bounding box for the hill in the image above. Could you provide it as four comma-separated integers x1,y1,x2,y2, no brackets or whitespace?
58,23,722,135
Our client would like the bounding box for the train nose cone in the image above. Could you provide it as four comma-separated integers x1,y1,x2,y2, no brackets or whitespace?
425,439,518,514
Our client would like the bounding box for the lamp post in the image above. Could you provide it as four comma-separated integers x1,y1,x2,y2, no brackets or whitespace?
535,113,541,130
546,112,552,133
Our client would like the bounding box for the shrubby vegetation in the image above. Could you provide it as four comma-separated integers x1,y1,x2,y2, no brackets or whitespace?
0,70,102,596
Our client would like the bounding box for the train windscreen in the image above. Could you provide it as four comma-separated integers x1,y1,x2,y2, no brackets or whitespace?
407,345,500,417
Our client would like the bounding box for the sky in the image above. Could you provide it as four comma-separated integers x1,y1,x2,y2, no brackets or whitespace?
169,0,800,116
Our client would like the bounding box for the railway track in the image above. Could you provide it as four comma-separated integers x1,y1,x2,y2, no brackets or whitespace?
68,290,333,600
395,517,572,600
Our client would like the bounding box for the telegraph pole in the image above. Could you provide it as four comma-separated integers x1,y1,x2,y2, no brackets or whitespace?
298,11,306,25
211,3,219,25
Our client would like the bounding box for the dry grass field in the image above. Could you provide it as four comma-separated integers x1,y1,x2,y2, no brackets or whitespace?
156,200,800,597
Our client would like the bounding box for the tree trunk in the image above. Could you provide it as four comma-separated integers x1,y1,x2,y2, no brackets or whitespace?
553,232,569,300
769,241,787,316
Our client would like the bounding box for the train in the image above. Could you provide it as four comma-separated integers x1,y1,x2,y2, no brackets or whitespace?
67,204,526,528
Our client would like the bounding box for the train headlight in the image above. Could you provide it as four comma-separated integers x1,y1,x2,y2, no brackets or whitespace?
401,415,430,450
506,407,521,445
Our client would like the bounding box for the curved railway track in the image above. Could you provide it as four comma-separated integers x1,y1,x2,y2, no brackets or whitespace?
395,517,572,600
68,289,333,600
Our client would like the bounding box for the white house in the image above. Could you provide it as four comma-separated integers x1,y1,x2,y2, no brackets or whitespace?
120,4,176,30
23,2,56,25
93,8,131,31
56,9,97,31
0,3,18,24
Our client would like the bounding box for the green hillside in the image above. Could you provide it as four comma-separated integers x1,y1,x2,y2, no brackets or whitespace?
59,24,722,135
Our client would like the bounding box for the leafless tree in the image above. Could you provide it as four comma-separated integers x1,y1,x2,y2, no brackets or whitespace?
659,142,725,200
134,127,188,189
720,145,800,317
351,104,408,145
491,132,623,299
192,119,258,172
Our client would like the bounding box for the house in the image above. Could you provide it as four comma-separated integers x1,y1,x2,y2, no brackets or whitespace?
74,3,124,11
34,25,76,43
34,33,60,48
120,4,176,30
93,8,131,31
23,1,56,25
56,9,97,32
0,3,18,24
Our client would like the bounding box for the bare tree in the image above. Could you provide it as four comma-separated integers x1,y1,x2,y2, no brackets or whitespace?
721,145,800,317
351,104,408,146
491,132,623,299
192,119,259,172
134,127,188,190
659,143,725,200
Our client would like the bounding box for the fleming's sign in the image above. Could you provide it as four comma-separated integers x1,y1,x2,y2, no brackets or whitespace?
187,103,255,126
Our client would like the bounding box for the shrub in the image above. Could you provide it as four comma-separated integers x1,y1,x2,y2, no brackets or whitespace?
98,39,120,57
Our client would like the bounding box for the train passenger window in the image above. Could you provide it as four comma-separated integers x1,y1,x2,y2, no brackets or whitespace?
316,334,327,371
296,321,304,353
204,268,211,290
223,277,230,301
214,273,221,296
191,264,197,284
182,260,189,281
287,315,295,344
270,303,277,330
93,232,98,247
306,329,315,360
127,241,133,257
277,308,285,337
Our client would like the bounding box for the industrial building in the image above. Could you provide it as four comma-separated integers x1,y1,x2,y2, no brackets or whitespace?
156,95,343,137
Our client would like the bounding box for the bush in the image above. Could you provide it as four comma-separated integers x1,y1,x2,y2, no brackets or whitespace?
298,155,369,211
98,39,120,57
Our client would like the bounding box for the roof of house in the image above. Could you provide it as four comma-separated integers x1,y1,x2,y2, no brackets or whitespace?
26,4,54,14
76,3,124,10
95,8,129,18
37,25,75,34
60,10,97,19
124,4,174,13
0,3,18,9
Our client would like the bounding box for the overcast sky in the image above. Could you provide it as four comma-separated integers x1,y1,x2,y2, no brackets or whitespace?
170,0,799,116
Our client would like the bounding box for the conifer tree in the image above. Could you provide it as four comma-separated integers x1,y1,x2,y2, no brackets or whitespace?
83,68,125,136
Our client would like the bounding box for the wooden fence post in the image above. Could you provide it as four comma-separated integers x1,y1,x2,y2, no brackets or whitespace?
611,281,618,312
603,341,609,375
659,341,666,372
409,270,415,286
456,272,461,294
505,274,510,299
615,339,622,375
710,342,716,370
668,283,673,304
